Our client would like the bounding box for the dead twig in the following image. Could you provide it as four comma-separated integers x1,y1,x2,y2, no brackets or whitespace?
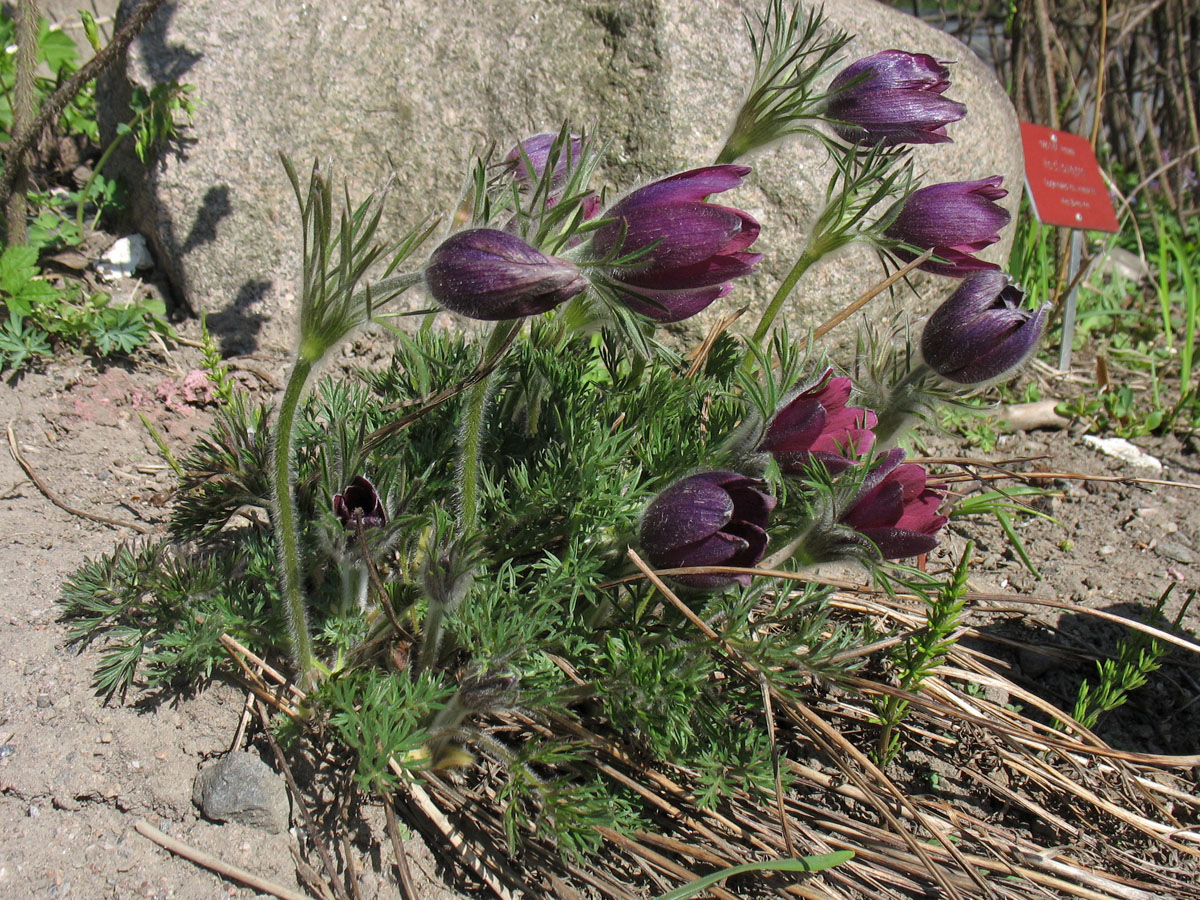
133,819,315,900
628,548,988,900
383,794,420,900
812,250,933,341
258,704,350,900
7,422,151,533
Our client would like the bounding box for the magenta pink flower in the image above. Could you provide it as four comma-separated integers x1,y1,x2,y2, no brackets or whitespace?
827,50,966,146
840,450,947,559
885,177,1010,277
758,369,877,475
590,166,762,323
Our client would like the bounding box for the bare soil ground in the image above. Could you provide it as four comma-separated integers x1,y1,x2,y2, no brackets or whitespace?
1,330,1197,899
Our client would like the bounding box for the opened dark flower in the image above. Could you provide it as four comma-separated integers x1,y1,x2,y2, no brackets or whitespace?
640,471,775,590
425,228,587,320
333,476,386,530
840,450,947,559
827,50,966,146
590,166,762,323
759,369,878,476
885,177,1010,277
921,271,1049,384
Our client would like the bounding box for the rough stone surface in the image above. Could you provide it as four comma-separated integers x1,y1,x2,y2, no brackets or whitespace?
101,0,1023,355
192,751,290,833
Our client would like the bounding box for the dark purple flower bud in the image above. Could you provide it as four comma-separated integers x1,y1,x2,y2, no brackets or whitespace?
590,166,763,323
921,271,1049,384
840,450,947,559
758,369,878,476
885,177,1011,277
505,132,584,189
640,471,775,591
333,476,386,530
827,50,967,147
425,228,588,320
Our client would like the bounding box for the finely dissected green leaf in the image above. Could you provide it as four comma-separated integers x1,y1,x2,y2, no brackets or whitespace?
651,852,855,900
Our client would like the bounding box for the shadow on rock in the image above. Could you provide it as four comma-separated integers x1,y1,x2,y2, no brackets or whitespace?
206,278,272,356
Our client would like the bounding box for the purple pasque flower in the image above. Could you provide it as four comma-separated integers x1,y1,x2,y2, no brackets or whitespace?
334,476,386,530
590,166,762,323
425,228,587,320
885,177,1010,277
640,471,775,590
840,450,947,559
827,50,966,147
759,369,878,476
921,271,1049,384
504,132,583,189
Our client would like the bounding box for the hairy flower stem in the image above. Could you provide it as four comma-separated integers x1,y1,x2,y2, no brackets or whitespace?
872,362,933,449
271,356,318,684
457,320,521,534
749,246,821,351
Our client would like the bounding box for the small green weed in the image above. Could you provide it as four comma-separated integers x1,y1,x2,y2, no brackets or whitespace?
950,484,1061,577
1061,587,1191,732
0,243,170,373
872,543,973,764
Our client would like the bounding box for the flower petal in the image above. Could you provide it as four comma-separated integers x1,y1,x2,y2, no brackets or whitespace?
858,526,941,559
640,476,734,553
616,165,752,207
617,284,731,323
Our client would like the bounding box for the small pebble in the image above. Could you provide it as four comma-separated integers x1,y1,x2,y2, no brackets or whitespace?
36,694,52,709
0,744,15,759
99,733,113,744
1098,545,1117,557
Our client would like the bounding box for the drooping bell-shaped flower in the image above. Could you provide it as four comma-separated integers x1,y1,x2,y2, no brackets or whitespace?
333,476,387,530
885,177,1010,277
839,450,947,559
827,50,967,146
504,132,584,190
640,471,775,590
758,369,878,476
589,166,762,323
921,271,1049,384
425,228,588,320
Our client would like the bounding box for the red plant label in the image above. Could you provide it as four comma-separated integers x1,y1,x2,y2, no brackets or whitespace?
1020,122,1119,232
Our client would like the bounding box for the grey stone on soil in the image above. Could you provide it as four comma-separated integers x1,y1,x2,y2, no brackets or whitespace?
101,0,1021,356
192,751,290,833
1155,539,1198,565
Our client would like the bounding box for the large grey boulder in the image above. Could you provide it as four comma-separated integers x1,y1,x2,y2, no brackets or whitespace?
102,0,1022,356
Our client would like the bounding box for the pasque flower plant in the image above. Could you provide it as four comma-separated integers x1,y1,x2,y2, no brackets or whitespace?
64,2,1079,880
884,176,1011,277
921,270,1049,384
589,165,762,323
640,472,776,590
425,228,588,321
758,369,878,475
826,50,966,147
